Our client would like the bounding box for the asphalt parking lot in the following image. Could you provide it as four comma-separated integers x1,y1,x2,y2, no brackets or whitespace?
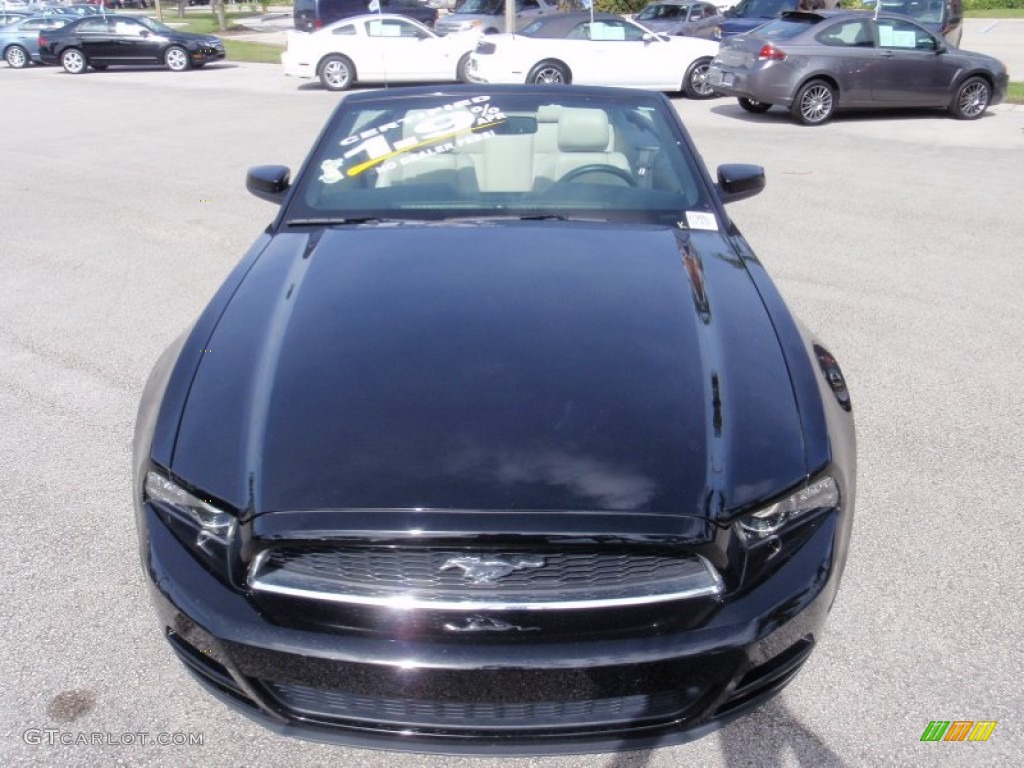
1,51,1022,768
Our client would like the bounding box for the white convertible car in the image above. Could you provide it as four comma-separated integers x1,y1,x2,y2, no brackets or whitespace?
467,12,721,97
281,14,480,91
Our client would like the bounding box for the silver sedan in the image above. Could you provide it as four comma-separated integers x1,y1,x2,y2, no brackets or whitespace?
708,10,1008,124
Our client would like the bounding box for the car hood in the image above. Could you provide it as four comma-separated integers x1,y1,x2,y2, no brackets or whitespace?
170,222,807,523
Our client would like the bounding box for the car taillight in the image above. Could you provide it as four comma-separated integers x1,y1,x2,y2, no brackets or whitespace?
38,35,47,47
758,44,786,61
314,19,322,29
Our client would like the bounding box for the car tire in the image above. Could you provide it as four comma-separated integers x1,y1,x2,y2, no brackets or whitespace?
948,76,990,120
738,97,771,114
791,79,836,126
456,52,470,83
319,54,355,91
5,44,29,69
61,48,87,75
682,57,715,100
527,60,569,85
165,45,191,72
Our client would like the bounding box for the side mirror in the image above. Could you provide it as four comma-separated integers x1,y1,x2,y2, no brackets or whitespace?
715,164,765,204
246,165,291,204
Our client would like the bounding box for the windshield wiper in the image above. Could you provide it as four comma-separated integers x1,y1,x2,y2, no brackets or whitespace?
286,217,405,227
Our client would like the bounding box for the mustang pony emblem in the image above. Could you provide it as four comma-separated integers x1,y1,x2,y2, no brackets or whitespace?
439,555,545,584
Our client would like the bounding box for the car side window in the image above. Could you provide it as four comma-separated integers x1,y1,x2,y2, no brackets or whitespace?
78,18,110,33
690,6,704,20
817,20,873,47
518,0,540,9
585,21,646,41
115,19,144,36
367,19,423,38
877,18,939,51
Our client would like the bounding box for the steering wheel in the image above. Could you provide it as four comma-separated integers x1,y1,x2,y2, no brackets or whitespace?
557,164,638,187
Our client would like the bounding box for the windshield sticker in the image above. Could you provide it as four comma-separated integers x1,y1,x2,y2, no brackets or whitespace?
319,97,507,183
685,211,718,231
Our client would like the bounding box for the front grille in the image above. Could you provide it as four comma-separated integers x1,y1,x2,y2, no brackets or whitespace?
249,546,722,610
264,681,693,731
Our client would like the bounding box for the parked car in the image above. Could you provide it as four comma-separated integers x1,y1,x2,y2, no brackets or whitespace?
708,10,1007,124
369,0,438,26
434,0,556,36
634,1,724,40
467,12,720,97
134,82,856,755
715,0,797,40
295,0,438,33
282,14,478,90
1,15,68,67
37,14,225,73
0,11,32,26
64,4,105,16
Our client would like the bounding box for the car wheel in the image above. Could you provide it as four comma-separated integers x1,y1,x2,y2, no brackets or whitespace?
5,44,29,69
61,48,87,75
738,97,771,114
165,45,191,72
682,57,715,100
527,60,569,85
320,54,355,91
456,52,471,83
791,79,836,125
949,76,990,120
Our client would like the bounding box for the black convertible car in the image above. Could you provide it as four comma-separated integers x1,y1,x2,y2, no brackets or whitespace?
133,85,856,754
38,14,223,73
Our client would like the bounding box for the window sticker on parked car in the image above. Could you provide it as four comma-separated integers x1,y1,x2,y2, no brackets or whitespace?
685,211,718,230
319,97,508,183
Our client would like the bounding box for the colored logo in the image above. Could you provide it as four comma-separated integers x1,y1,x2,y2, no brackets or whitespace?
920,721,997,742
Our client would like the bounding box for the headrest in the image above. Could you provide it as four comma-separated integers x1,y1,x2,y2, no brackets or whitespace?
557,109,611,152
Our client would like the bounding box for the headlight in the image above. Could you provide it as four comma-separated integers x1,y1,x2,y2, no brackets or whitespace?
144,471,235,549
738,476,839,538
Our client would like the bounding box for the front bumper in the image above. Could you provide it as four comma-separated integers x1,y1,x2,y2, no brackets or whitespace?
141,503,845,755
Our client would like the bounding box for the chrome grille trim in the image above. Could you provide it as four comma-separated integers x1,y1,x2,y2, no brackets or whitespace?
248,548,723,610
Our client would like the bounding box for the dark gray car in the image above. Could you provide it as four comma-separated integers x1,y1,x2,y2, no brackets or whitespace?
708,10,1008,124
633,1,723,40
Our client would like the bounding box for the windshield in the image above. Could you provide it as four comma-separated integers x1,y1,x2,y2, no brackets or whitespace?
139,17,175,34
730,0,795,18
636,5,688,21
286,91,711,226
455,0,502,14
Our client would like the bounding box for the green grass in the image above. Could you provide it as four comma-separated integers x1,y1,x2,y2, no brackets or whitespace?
965,8,1024,16
1008,82,1024,104
148,11,284,63
223,39,284,63
149,12,257,35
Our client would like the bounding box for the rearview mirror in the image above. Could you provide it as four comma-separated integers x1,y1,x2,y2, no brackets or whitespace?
246,165,291,205
715,164,765,204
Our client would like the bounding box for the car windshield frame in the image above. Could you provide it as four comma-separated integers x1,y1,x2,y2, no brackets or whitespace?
280,89,718,228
